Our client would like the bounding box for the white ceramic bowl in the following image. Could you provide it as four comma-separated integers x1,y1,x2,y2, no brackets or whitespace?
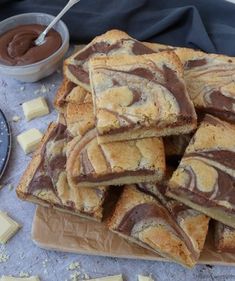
0,13,69,82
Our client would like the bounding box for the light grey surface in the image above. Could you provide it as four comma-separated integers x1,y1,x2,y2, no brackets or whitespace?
0,65,235,281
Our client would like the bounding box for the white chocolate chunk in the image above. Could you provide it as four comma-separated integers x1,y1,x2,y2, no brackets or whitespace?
17,129,42,154
138,276,154,281
0,211,21,244
0,277,40,281
22,97,49,121
84,275,123,281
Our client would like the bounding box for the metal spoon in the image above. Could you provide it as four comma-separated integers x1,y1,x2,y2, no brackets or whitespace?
35,0,81,46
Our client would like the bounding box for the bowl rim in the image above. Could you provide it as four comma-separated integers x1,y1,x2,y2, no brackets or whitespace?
0,12,69,69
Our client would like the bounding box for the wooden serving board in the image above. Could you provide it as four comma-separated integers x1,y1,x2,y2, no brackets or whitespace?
32,206,235,266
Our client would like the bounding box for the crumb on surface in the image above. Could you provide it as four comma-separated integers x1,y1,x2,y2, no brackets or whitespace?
0,245,9,263
7,184,14,191
70,271,81,281
12,115,21,122
19,271,30,277
67,261,80,271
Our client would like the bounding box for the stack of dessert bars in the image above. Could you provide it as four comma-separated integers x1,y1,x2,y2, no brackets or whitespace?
17,30,235,267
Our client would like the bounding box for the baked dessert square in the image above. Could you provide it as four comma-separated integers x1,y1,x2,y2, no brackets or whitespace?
175,48,235,123
144,43,235,123
17,122,109,221
65,91,166,187
89,51,197,144
108,185,209,268
167,114,235,228
66,128,165,188
137,168,209,264
214,221,235,253
64,29,156,92
54,78,92,112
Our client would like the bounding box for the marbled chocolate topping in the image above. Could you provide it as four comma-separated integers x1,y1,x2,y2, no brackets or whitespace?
186,150,235,170
67,126,163,184
176,155,235,208
68,37,155,86
68,64,90,84
27,174,54,194
205,90,235,112
80,149,95,174
74,41,121,61
57,80,77,106
184,55,235,120
28,123,67,196
199,108,235,124
163,65,194,117
117,203,170,235
48,154,67,181
116,199,198,259
137,183,191,219
184,58,207,69
52,123,67,141
99,63,194,118
132,41,156,55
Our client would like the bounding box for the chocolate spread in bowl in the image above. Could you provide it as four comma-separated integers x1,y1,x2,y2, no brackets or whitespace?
0,24,62,66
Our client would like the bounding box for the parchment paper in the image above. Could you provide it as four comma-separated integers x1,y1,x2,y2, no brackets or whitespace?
32,206,235,266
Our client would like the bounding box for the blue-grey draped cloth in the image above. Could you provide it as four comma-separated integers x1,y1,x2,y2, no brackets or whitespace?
0,0,235,55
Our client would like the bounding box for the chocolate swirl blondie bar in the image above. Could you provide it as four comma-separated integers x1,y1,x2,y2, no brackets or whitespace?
108,185,209,268
64,30,155,92
89,51,197,143
168,115,235,228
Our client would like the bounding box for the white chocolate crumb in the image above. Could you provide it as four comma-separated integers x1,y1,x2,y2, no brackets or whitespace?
0,245,9,263
83,273,90,280
70,271,81,281
67,261,80,271
43,269,48,274
8,184,14,191
19,271,30,277
42,258,48,267
41,85,49,93
34,89,41,95
12,116,21,122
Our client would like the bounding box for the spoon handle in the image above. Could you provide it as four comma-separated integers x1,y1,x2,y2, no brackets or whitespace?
42,0,81,37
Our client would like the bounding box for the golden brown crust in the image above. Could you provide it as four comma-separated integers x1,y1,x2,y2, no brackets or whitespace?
54,78,92,113
17,122,56,197
54,78,75,112
66,102,95,138
214,221,235,253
